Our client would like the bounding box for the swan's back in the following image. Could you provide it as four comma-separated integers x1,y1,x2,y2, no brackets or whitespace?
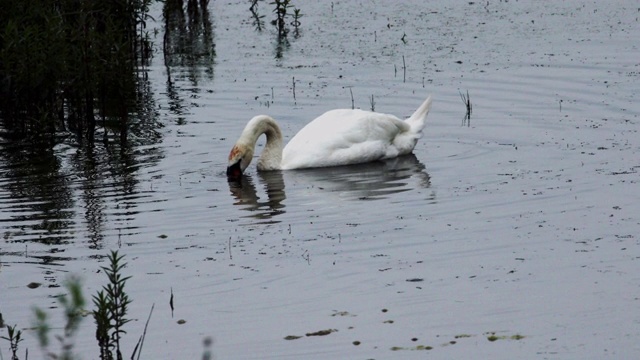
281,97,431,170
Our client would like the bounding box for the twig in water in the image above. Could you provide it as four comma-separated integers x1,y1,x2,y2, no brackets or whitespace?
133,303,155,360
170,287,174,317
349,87,354,109
228,237,232,260
292,76,296,101
370,94,375,111
460,90,472,126
402,55,406,83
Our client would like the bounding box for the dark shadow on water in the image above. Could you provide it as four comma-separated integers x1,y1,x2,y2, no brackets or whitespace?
227,154,431,221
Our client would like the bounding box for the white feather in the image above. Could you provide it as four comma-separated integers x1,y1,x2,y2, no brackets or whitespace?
227,95,432,172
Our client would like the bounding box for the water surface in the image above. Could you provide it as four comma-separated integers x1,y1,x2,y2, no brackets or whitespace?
1,1,639,359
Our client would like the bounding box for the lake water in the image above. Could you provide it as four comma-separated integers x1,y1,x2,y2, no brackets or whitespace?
1,1,639,359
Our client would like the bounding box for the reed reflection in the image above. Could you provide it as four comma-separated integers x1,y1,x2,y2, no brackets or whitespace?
0,143,75,247
0,63,162,255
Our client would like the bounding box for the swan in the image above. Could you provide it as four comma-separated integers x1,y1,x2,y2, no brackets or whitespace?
227,95,432,179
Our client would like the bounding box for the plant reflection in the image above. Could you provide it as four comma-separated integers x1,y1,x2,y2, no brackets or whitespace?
163,0,215,83
163,0,216,125
0,143,75,247
0,63,162,254
247,0,301,59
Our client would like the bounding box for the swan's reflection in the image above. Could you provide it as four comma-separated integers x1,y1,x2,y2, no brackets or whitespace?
228,154,431,220
228,170,286,222
288,153,431,201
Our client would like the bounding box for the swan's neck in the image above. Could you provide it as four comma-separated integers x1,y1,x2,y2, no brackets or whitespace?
241,115,283,171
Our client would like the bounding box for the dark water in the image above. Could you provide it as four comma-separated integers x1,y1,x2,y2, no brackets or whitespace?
1,1,639,359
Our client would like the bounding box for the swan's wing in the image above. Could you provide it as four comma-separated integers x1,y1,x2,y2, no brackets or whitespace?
281,109,412,169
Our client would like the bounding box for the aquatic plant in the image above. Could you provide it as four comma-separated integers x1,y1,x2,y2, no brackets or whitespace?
460,90,472,126
0,251,151,360
93,250,133,360
0,324,23,360
33,276,86,359
247,0,302,58
271,0,292,36
270,0,302,37
249,0,266,31
291,7,303,37
292,7,303,28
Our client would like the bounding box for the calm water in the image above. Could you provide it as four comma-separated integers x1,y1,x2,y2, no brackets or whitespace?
1,1,639,359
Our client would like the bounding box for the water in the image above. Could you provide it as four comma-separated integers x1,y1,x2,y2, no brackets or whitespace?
1,1,639,359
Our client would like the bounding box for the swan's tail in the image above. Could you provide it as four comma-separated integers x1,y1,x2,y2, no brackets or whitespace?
406,95,432,133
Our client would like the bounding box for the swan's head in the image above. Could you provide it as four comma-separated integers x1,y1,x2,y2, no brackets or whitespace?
227,143,254,180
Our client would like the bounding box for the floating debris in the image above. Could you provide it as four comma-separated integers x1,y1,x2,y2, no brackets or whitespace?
306,329,337,337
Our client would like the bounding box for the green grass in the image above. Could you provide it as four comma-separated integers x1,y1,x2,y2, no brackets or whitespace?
1,250,154,360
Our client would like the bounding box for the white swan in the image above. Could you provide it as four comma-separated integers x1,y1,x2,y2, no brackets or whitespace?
227,95,432,179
